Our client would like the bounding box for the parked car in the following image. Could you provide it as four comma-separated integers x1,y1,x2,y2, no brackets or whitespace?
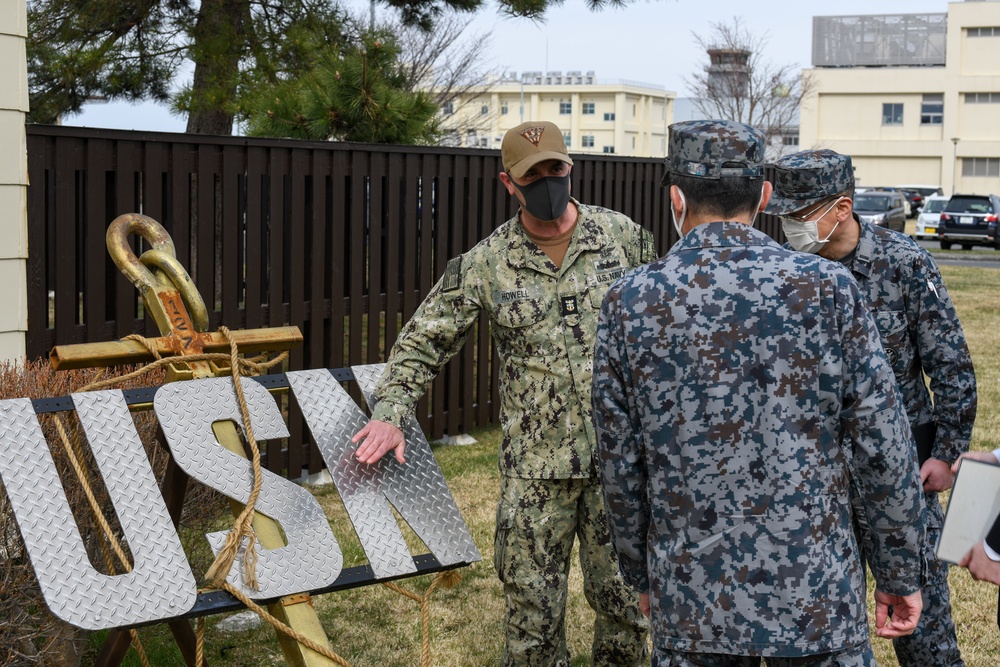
915,195,949,240
901,190,922,218
896,184,945,216
853,191,908,232
938,193,1000,250
859,186,911,217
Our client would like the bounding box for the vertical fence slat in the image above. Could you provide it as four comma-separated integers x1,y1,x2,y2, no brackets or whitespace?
286,149,308,478
82,140,110,347
347,151,367,377
383,154,402,354
221,146,243,329
25,135,50,359
52,138,80,348
244,147,266,331
305,150,330,476
328,150,348,371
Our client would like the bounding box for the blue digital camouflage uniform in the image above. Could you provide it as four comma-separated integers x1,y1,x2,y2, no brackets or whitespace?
768,149,978,667
371,199,655,666
593,220,926,658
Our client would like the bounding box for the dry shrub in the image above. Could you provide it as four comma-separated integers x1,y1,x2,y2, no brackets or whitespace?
0,358,177,666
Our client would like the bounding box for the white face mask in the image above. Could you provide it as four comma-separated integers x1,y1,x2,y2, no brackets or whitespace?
780,197,844,254
671,188,687,238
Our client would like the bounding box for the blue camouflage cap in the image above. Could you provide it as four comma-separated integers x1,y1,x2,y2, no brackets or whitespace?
765,149,854,215
662,120,765,185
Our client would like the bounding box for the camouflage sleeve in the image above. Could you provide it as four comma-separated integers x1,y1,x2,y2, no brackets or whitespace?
910,253,977,463
592,282,649,593
837,272,926,596
371,255,481,427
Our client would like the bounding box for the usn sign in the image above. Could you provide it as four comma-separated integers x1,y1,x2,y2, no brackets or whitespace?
0,364,480,630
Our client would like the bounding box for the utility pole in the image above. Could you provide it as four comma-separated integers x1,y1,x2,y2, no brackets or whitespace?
951,137,959,195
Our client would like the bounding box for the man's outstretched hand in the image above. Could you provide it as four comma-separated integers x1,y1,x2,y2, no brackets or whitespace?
352,420,406,464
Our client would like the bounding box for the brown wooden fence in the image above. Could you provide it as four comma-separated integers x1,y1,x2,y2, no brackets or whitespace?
25,124,783,476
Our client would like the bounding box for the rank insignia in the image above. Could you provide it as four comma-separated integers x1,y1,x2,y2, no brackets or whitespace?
560,295,578,316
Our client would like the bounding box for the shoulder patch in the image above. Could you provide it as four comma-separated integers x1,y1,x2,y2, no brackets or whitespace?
441,256,463,292
640,232,657,264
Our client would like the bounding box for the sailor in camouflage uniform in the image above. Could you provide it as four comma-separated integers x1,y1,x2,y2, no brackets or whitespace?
766,149,977,666
593,120,926,666
353,120,654,666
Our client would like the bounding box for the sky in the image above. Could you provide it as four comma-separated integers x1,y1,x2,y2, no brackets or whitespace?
65,0,951,133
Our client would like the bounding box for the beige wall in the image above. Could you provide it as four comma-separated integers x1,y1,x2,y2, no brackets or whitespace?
800,1,1000,196
0,2,28,362
439,81,673,158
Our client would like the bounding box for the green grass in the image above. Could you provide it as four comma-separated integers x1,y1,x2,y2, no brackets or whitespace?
83,264,1000,667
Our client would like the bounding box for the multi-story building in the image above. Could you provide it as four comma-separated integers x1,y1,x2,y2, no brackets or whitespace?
434,71,675,157
799,1,1000,195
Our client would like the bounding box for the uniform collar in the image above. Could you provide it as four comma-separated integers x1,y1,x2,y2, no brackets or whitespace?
669,221,777,253
506,198,612,273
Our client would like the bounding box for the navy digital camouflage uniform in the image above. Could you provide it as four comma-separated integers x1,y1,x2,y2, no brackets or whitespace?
593,121,926,663
768,150,977,666
371,198,655,666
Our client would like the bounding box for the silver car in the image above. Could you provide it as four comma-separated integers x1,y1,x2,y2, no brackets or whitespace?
854,191,907,233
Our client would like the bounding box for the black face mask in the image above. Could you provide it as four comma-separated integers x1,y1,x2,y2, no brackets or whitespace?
510,173,571,222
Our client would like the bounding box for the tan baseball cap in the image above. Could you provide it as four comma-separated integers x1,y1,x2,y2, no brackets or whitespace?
501,121,573,179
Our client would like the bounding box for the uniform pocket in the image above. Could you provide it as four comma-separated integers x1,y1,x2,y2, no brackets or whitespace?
491,299,554,358
493,499,516,582
873,309,908,373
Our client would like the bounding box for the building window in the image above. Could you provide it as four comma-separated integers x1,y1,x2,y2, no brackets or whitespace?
559,101,572,114
632,104,636,115
582,102,595,115
882,103,903,126
967,27,1000,37
603,146,615,154
604,112,616,121
479,138,488,147
632,137,636,149
962,157,1000,177
783,135,800,147
965,92,1000,104
480,105,489,115
920,94,943,125
501,101,509,114
582,135,595,148
563,132,571,146
442,102,454,115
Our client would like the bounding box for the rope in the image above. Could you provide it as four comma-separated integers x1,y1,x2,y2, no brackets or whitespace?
122,333,162,360
201,327,264,591
213,582,352,666
54,331,285,666
51,415,153,667
60,331,460,667
382,570,463,667
78,350,287,393
52,415,132,572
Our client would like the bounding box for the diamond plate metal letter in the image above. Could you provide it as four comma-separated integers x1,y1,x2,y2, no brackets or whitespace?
154,377,342,599
287,367,480,579
0,393,197,629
